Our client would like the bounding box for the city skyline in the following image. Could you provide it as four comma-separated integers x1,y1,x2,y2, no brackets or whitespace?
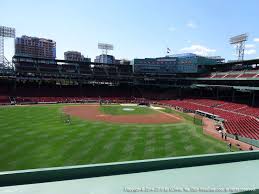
1,0,259,61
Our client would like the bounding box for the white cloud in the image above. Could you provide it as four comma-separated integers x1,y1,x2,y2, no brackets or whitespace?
245,44,255,49
253,38,259,42
168,26,176,32
180,45,216,56
186,21,197,29
244,49,256,55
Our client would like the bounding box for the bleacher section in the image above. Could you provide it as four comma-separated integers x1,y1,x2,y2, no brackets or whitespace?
239,73,257,78
212,74,226,78
206,70,259,79
159,99,259,140
224,74,238,78
224,118,259,140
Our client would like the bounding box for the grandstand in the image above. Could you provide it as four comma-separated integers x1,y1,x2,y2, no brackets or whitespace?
202,70,259,79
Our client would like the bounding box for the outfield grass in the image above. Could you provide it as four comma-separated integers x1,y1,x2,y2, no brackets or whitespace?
100,105,155,115
0,104,235,172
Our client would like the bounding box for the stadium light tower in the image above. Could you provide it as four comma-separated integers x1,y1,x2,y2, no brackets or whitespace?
98,43,114,55
0,26,16,68
230,33,248,61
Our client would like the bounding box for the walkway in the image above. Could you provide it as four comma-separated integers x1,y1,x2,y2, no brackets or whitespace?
202,117,259,151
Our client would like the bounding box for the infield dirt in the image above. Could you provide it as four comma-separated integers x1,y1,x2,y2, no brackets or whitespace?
63,105,182,124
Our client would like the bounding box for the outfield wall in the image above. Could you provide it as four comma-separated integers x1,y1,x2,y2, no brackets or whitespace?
227,133,259,148
0,151,259,187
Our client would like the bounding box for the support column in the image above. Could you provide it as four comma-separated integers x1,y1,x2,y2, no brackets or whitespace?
216,87,219,100
252,91,255,107
232,89,235,102
38,80,41,97
199,88,203,97
0,37,4,66
12,79,16,97
178,87,182,98
79,80,83,96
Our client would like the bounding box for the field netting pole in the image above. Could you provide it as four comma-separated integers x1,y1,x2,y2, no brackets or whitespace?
193,111,203,126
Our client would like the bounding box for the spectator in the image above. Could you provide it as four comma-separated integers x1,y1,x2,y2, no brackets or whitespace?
234,133,238,140
228,142,232,151
219,130,223,139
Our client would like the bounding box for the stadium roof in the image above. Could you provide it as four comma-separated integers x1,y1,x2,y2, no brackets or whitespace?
0,151,258,194
193,84,259,91
210,58,259,68
168,53,197,58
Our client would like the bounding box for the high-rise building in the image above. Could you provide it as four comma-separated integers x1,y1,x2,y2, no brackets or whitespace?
15,35,56,59
133,53,225,74
64,51,90,62
94,54,115,64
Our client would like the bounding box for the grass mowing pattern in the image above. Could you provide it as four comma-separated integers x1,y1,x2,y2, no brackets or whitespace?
0,104,234,171
100,105,156,115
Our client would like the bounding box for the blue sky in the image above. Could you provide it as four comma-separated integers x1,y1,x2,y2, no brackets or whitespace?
1,0,259,61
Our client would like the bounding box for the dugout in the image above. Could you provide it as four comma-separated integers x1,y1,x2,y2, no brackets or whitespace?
195,110,223,121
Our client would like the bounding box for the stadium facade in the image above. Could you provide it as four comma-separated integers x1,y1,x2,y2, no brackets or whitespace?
132,57,177,74
64,51,91,62
133,53,225,74
115,59,131,66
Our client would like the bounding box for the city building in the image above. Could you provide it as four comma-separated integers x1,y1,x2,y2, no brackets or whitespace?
207,56,225,64
115,59,131,65
172,53,225,73
94,54,115,64
64,51,91,62
132,57,178,74
133,53,225,74
15,35,56,59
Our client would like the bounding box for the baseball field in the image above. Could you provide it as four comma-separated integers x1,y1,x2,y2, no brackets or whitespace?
0,104,234,171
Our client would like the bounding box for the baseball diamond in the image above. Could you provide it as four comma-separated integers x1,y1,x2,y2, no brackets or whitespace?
0,104,236,171
2,2,259,193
